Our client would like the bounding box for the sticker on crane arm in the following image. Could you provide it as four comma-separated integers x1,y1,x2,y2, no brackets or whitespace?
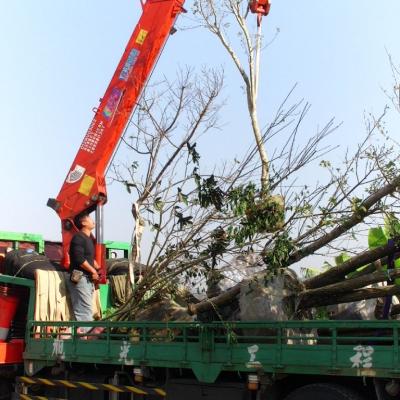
136,29,148,45
119,48,140,81
78,175,95,196
103,87,123,120
81,119,105,154
66,165,86,184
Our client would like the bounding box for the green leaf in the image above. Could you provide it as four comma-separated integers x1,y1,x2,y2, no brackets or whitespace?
123,181,136,194
319,160,331,168
197,174,224,210
187,142,200,165
154,197,164,211
335,252,350,265
174,210,193,230
151,223,160,231
395,259,400,286
301,266,324,279
177,188,189,205
368,227,388,249
350,197,363,213
384,213,400,238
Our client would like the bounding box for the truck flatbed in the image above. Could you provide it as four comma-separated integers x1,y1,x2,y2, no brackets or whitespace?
3,274,400,399
24,319,400,383
1,274,398,384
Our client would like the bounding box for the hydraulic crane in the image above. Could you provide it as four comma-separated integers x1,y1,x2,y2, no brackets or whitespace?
48,0,271,281
47,0,186,280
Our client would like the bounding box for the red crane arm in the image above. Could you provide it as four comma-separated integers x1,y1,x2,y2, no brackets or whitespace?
48,0,185,271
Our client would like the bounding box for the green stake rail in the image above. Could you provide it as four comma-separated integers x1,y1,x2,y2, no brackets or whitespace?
2,275,400,384
23,319,400,383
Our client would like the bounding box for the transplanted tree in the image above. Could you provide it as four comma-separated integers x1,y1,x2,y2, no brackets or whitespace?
109,0,400,322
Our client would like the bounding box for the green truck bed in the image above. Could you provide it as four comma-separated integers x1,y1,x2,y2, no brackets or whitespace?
3,275,400,384
24,319,400,383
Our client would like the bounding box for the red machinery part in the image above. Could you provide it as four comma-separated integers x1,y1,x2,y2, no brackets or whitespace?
249,0,271,16
0,340,24,364
0,286,19,342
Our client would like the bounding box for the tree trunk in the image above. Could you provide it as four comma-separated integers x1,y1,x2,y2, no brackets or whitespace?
298,285,400,309
304,241,399,289
188,285,241,315
300,268,400,299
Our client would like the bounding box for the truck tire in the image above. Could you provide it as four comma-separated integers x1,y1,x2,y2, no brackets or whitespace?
283,383,365,400
106,258,147,276
106,258,129,275
0,379,11,400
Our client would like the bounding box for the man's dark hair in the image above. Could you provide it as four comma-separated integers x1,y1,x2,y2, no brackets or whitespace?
74,213,90,230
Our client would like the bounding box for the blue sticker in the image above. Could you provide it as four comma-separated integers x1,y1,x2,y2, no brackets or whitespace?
119,49,140,81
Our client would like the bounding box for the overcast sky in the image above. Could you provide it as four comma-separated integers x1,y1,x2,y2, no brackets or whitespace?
0,0,399,246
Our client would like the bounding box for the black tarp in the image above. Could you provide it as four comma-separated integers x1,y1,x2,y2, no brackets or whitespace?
4,249,62,279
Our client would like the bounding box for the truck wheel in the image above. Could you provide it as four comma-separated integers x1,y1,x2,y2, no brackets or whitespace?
283,383,365,400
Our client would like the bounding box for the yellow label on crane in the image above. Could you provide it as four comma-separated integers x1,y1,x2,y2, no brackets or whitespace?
78,175,95,196
136,29,148,45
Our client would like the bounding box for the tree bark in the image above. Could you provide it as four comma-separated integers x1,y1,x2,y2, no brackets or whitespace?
300,268,400,300
188,284,241,315
350,254,400,278
391,304,400,316
348,262,378,279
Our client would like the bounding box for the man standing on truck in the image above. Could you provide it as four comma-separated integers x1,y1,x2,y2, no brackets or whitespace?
67,212,100,332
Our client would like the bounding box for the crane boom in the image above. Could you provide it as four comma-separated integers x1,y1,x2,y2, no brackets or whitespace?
48,0,185,274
